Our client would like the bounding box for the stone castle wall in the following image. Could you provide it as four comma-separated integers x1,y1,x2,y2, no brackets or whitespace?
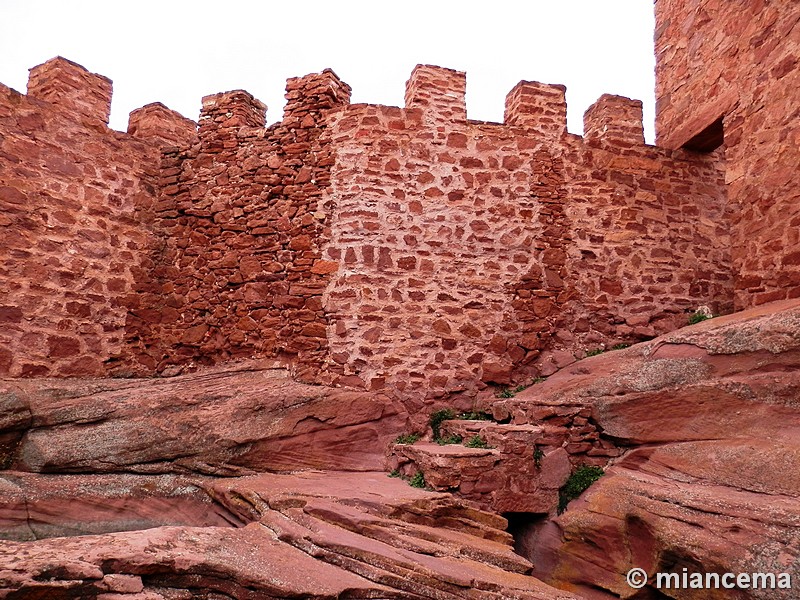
322,65,731,396
0,58,165,377
122,72,351,380
655,0,800,308
0,46,765,397
0,57,733,393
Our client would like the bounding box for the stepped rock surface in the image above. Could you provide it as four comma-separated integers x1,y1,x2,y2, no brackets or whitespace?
0,471,582,599
0,362,583,599
2,300,799,598
502,299,800,599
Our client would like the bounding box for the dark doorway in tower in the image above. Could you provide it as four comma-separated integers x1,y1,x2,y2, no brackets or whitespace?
682,115,724,152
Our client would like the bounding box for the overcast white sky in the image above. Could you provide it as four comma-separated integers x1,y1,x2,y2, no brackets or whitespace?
0,1,656,141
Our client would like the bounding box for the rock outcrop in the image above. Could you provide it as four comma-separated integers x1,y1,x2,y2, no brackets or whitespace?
0,471,582,599
503,299,800,599
0,361,586,599
2,299,799,599
0,360,405,475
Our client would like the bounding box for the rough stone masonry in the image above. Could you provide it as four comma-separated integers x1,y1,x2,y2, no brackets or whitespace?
1,0,796,402
0,59,731,399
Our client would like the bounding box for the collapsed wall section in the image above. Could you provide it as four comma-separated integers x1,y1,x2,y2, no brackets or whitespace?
123,71,351,379
655,0,800,307
322,65,732,397
0,58,168,377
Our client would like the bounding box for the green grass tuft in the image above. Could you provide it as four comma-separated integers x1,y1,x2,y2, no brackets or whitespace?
394,433,421,445
436,433,463,446
558,465,604,514
688,311,712,325
495,383,530,398
533,447,545,468
464,435,491,449
429,409,455,441
409,472,426,489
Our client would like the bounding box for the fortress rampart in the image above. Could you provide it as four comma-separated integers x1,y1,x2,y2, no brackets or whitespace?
0,58,162,377
5,19,794,398
655,0,800,308
323,66,729,394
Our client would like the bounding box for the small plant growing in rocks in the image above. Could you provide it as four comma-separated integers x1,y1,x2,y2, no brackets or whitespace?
688,305,714,325
394,433,421,445
495,383,529,398
388,469,401,478
464,435,491,449
533,447,545,468
409,471,426,489
437,433,463,446
558,465,604,514
688,310,712,325
429,409,455,441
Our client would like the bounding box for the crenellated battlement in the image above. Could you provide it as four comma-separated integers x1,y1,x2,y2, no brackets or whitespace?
13,57,648,149
504,80,567,136
284,69,351,123
128,102,197,148
199,89,268,134
0,56,734,389
27,56,113,125
404,64,467,125
583,94,644,146
336,64,642,148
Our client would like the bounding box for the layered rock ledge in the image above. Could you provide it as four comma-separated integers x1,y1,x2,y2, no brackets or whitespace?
2,300,800,599
0,471,581,599
500,299,800,599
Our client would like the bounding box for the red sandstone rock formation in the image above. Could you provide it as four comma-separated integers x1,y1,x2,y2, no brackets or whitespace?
3,299,799,599
0,470,583,599
499,299,800,599
0,1,798,598
0,360,404,475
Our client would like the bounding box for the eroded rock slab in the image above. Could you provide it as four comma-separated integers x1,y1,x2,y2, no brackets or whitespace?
0,361,406,475
0,472,248,541
502,299,800,599
0,471,584,600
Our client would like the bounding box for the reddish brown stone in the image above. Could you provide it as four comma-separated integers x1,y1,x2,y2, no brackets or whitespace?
181,324,208,344
0,306,23,324
301,322,327,338
0,470,573,599
481,360,512,384
47,335,80,358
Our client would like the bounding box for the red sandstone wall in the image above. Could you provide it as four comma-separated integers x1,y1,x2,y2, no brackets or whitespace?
124,71,351,380
0,57,735,391
322,66,732,397
325,103,563,394
562,95,732,353
654,0,800,307
0,58,165,377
